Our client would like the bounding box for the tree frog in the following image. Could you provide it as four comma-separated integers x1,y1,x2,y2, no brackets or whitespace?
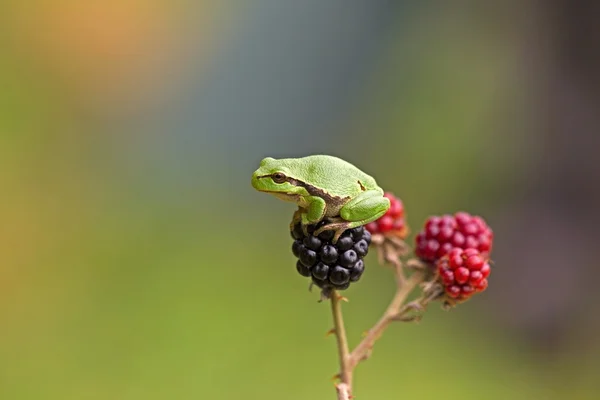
251,155,390,242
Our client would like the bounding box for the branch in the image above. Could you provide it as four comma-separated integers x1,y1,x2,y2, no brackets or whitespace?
331,290,353,399
335,383,351,400
329,234,432,399
348,268,426,368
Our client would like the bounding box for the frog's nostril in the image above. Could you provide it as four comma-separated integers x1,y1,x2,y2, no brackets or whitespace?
251,172,262,188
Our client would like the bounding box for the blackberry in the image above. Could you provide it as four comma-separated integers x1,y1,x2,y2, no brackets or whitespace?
291,220,371,291
437,248,491,302
415,211,494,262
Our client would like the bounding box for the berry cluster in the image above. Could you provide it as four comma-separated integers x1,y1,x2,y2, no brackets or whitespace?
437,248,490,301
365,192,408,238
415,211,493,263
291,221,371,291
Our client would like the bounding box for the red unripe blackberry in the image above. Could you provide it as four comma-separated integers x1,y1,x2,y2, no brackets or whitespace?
365,192,409,238
454,267,470,284
446,285,461,298
437,248,491,302
466,254,485,270
469,270,484,286
475,279,488,292
415,211,493,262
291,220,371,291
480,263,491,279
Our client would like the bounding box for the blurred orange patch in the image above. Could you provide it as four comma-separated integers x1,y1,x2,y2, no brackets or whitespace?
7,1,219,110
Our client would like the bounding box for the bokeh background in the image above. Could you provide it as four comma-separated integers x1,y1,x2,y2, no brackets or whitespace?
2,1,600,399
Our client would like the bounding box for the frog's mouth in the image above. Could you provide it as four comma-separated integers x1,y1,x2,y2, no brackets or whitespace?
268,191,300,203
256,188,298,201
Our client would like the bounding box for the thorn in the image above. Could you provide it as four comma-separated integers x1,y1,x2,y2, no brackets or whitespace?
424,287,444,303
393,314,422,323
320,288,333,302
325,328,336,337
390,301,426,322
331,373,341,382
403,301,424,313
336,293,349,302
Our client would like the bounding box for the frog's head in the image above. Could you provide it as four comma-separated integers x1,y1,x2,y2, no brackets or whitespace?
251,157,307,200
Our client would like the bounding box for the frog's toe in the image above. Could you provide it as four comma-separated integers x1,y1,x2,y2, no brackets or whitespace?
301,224,310,236
331,229,345,243
313,224,332,237
331,226,351,243
314,222,351,243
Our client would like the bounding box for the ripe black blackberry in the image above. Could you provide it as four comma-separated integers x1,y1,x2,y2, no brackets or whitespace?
291,220,371,291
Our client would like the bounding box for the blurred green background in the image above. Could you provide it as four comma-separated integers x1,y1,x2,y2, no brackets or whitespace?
2,1,600,399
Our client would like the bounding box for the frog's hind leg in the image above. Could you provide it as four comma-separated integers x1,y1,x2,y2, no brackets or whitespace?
313,218,379,243
313,190,389,242
338,190,390,225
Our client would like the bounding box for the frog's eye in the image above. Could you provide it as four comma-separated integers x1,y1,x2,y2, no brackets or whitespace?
272,173,287,183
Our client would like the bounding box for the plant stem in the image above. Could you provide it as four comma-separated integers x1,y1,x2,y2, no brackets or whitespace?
329,254,428,399
349,269,425,368
331,290,352,400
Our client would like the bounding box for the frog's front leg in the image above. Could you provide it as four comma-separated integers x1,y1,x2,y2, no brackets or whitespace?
290,207,303,232
314,190,390,242
299,196,327,235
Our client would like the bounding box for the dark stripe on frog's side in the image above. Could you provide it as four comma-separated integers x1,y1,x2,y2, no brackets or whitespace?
285,177,349,206
255,174,349,206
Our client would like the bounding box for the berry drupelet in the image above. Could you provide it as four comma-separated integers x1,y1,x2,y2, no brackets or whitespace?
291,220,371,291
365,192,408,238
437,248,490,302
415,211,493,263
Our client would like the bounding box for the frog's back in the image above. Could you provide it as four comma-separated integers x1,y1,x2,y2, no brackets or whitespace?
290,155,380,197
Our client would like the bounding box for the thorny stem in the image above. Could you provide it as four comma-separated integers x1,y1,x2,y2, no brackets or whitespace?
329,240,430,399
335,383,351,400
348,269,426,368
331,290,353,400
